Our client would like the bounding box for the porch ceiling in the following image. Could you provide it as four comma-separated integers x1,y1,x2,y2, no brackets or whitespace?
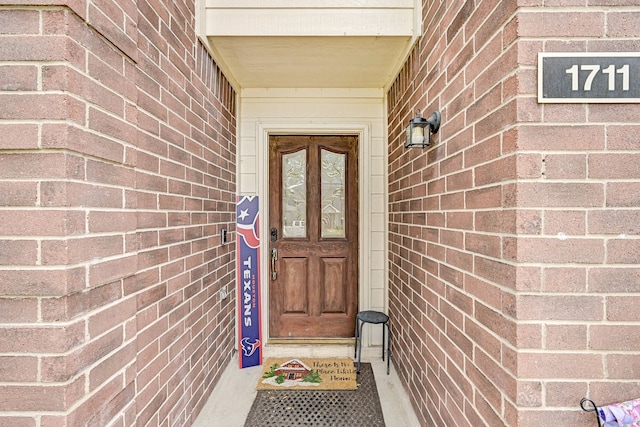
205,36,414,89
200,0,419,89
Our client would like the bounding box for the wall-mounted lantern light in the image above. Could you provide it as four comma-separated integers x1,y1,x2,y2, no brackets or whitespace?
405,110,441,149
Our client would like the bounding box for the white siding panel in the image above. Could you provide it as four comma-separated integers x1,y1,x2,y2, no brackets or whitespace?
371,213,385,231
370,124,385,140
371,250,385,269
208,0,413,8
239,156,256,175
370,135,386,156
371,195,384,209
371,231,385,251
242,88,384,98
371,156,385,176
206,9,413,36
370,175,384,194
369,287,386,345
243,100,383,119
239,173,256,194
371,288,384,305
370,270,385,291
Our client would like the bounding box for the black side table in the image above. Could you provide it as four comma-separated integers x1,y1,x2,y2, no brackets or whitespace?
354,310,390,375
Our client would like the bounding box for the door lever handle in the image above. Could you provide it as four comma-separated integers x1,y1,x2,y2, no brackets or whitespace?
271,248,278,280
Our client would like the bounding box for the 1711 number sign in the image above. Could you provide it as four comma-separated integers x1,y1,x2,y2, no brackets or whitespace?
538,53,640,103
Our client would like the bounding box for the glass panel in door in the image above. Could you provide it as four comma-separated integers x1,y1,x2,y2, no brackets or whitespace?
320,149,346,238
282,149,306,238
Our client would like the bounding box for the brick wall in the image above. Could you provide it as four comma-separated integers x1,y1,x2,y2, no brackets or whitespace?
0,2,236,426
387,0,640,426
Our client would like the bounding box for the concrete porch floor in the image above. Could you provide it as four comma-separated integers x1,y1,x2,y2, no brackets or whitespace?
193,345,421,427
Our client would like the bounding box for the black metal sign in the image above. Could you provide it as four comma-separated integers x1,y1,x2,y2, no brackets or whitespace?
538,53,640,103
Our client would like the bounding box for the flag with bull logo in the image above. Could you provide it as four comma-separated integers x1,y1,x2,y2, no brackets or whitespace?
237,196,262,368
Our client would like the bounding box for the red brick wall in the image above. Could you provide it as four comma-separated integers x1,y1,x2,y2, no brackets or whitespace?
1,2,236,426
387,1,640,426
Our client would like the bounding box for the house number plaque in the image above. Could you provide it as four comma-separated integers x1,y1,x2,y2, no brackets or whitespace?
538,52,640,103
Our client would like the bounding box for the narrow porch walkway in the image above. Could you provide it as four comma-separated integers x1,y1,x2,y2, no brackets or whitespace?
193,347,421,427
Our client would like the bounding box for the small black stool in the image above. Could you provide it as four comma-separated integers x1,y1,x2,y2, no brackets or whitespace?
354,310,390,375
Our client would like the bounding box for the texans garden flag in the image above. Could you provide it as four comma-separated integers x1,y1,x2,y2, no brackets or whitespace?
236,196,262,368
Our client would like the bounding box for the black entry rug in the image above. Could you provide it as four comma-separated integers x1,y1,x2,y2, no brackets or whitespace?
244,363,385,426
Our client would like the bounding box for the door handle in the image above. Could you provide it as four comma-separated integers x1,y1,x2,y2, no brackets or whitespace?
271,248,278,280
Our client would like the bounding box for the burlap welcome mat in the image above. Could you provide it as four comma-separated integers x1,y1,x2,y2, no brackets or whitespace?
246,362,385,426
257,357,358,390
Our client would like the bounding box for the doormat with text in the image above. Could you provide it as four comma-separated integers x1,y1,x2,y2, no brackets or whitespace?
257,358,357,390
246,363,384,426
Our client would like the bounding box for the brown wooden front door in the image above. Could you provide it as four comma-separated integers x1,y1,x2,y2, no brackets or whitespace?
268,135,358,338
